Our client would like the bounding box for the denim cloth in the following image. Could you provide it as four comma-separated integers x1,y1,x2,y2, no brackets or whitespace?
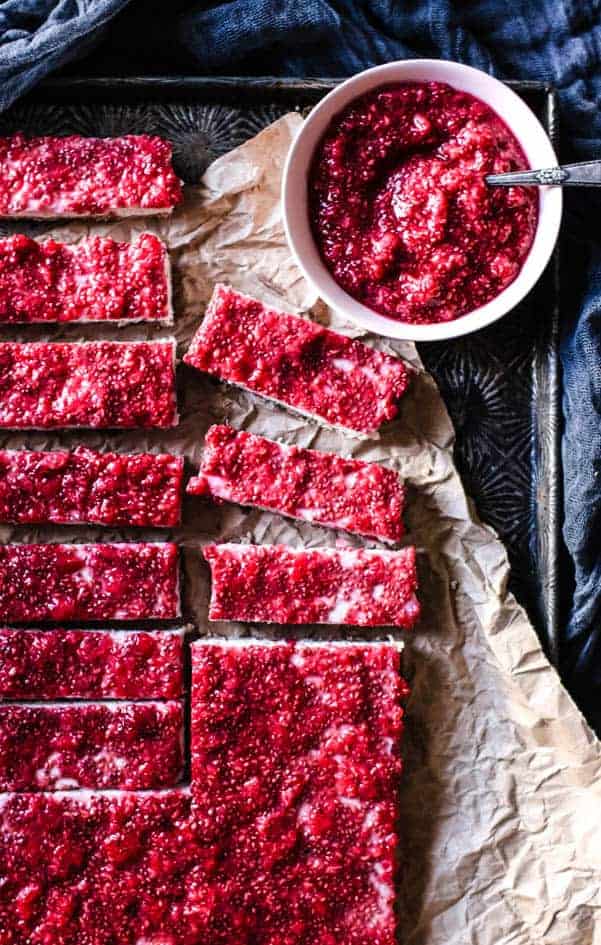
2,0,601,727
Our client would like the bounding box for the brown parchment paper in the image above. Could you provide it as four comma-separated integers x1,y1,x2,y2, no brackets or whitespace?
3,113,601,944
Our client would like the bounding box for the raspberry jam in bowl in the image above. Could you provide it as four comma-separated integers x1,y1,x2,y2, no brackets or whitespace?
309,82,538,324
282,60,562,341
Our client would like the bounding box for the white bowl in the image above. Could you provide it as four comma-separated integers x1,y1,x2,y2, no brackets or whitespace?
282,59,562,342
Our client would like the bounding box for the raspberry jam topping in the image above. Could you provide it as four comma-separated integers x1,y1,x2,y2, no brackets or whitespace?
0,133,182,216
0,447,183,527
0,628,184,700
189,424,405,542
309,81,538,324
184,284,410,434
0,642,407,943
0,701,183,790
0,790,203,944
0,542,180,621
203,543,420,628
191,641,409,944
0,233,171,323
0,340,177,429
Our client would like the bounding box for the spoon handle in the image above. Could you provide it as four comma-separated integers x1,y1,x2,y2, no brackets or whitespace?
486,161,601,187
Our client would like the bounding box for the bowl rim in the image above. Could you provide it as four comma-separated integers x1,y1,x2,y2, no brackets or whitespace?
281,58,563,342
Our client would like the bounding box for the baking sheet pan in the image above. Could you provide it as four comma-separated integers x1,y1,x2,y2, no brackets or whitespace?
0,79,599,945
5,75,562,659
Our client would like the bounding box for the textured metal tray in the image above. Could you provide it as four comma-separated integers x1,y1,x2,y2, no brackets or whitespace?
2,75,561,660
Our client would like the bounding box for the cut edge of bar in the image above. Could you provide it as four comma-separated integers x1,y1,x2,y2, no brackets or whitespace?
191,637,404,652
0,208,176,221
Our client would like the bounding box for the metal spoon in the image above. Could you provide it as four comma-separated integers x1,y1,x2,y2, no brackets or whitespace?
486,161,601,187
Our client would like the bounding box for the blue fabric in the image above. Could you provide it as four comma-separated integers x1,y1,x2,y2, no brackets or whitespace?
0,1,131,110
2,0,601,726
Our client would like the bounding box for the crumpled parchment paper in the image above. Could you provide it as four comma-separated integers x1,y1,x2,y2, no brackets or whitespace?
4,113,601,945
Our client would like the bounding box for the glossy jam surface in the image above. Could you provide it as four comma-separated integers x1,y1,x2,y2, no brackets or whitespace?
0,642,407,943
0,791,203,945
0,447,183,527
0,628,184,700
309,82,538,323
184,284,410,434
0,133,182,216
0,340,177,429
189,424,405,542
0,701,183,790
191,641,408,944
204,542,420,628
0,542,180,621
0,233,170,323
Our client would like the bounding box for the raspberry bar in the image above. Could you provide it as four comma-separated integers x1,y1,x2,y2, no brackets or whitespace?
184,284,410,434
0,340,177,429
191,640,408,945
188,424,405,542
0,233,172,323
0,543,180,622
203,543,420,628
0,447,183,527
0,628,184,700
0,701,183,790
0,133,182,218
0,790,202,945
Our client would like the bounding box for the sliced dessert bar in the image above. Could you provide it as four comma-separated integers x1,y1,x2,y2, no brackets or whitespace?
188,423,405,541
184,284,411,434
203,542,419,628
0,447,183,527
0,701,183,790
0,340,177,429
0,233,172,323
0,790,201,944
0,542,180,621
0,628,184,700
191,639,408,945
0,133,182,217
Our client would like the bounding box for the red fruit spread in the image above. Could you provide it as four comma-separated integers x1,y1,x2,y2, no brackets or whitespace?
0,542,180,622
0,133,182,217
0,628,184,700
0,789,203,945
191,640,408,945
0,641,407,943
0,447,183,527
184,284,410,434
0,233,171,323
309,81,538,323
203,542,420,628
189,423,405,542
0,701,183,790
0,340,177,429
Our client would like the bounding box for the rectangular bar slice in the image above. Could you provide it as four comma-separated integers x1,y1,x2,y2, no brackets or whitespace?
0,701,183,790
191,640,408,945
0,542,180,622
0,233,172,323
0,133,182,217
0,340,177,429
0,447,183,527
184,284,411,434
188,423,405,542
0,790,201,945
0,628,184,700
203,542,420,628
